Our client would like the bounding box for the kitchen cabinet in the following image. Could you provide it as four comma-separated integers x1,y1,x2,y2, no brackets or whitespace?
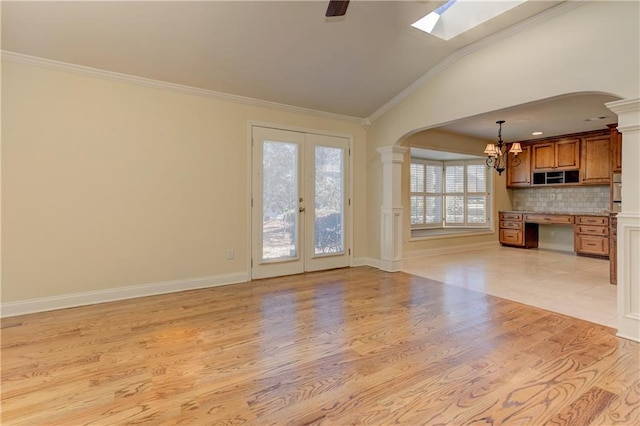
498,212,538,248
531,138,580,172
506,145,531,187
524,213,574,225
574,215,609,258
499,212,611,259
609,124,622,173
581,133,611,184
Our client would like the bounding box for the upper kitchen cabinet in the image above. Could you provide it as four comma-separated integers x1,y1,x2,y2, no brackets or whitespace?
531,138,580,172
507,145,531,187
609,124,622,173
581,132,611,185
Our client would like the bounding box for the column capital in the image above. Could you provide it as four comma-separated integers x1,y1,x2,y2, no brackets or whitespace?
377,145,408,164
606,98,640,133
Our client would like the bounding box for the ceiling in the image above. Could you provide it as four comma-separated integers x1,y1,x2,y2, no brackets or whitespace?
1,1,620,139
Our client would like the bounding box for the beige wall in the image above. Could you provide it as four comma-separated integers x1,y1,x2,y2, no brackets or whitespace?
402,129,512,255
1,60,368,302
367,0,640,260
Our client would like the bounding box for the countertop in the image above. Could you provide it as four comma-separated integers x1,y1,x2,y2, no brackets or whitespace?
500,210,611,217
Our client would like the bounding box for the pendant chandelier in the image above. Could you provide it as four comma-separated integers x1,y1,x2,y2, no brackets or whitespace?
484,120,522,175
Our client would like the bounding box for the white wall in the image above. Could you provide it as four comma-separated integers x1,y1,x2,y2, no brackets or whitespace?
367,0,640,260
1,60,368,306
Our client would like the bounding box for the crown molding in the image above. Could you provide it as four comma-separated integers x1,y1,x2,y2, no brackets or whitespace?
1,50,367,126
367,0,586,124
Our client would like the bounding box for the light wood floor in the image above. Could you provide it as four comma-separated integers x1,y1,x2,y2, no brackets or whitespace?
2,267,639,425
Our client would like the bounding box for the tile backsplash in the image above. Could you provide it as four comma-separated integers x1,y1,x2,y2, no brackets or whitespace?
512,185,609,213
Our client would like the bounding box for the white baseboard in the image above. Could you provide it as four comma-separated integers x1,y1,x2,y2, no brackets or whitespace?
352,257,401,272
352,257,379,268
403,241,499,259
0,272,249,318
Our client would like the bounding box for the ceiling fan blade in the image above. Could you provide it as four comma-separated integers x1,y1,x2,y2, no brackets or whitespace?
326,0,350,17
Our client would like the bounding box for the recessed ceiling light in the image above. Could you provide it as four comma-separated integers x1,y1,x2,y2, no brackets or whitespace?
532,131,543,136
584,116,608,121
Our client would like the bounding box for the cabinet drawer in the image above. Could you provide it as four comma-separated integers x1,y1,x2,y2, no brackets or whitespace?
500,220,522,230
500,212,522,221
576,225,609,236
575,235,609,256
524,214,574,224
500,229,523,246
576,216,608,226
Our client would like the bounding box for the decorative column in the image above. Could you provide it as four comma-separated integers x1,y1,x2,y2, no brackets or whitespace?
377,146,408,272
607,98,640,342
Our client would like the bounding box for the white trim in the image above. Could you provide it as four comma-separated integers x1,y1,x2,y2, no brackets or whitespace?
616,212,640,342
0,272,249,318
1,50,365,125
378,259,403,273
368,0,586,123
409,230,494,242
352,257,371,267
403,241,499,259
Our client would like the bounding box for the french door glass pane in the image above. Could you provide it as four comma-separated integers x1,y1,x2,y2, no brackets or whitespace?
262,141,298,260
314,146,344,255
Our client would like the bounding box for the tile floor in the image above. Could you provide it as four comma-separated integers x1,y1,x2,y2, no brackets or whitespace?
402,245,616,327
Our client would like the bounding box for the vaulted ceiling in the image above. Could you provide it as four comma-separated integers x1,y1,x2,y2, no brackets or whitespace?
1,1,620,139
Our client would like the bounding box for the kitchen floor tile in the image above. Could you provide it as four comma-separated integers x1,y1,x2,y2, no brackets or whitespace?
402,246,616,327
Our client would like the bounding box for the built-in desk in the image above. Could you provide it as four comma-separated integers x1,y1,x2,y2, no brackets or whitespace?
499,211,609,258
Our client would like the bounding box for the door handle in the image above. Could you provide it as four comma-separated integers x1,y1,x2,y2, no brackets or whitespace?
299,207,305,212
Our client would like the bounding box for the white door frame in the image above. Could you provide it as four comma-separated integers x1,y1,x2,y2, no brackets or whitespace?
247,121,354,280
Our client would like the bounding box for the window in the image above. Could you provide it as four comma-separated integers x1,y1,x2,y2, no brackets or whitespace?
411,158,490,229
411,0,527,41
411,160,443,228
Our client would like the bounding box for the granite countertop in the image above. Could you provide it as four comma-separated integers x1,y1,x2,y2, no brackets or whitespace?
500,210,611,217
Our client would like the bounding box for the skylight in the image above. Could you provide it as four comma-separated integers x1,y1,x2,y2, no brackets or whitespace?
412,0,528,41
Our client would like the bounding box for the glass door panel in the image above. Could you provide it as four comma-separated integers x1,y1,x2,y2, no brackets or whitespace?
305,133,350,272
314,145,344,256
262,141,299,261
252,127,304,279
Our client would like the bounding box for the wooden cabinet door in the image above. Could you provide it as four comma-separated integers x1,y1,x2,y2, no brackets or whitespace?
581,135,610,184
555,138,580,170
532,142,555,171
611,127,622,173
499,229,523,246
575,235,609,256
507,145,531,187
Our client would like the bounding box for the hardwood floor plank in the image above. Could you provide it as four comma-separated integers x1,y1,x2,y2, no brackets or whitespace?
544,386,617,425
2,267,638,425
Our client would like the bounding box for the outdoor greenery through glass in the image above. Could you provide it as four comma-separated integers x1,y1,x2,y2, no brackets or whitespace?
262,141,298,260
314,146,344,255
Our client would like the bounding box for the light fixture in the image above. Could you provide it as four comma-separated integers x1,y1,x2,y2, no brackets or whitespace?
484,120,522,176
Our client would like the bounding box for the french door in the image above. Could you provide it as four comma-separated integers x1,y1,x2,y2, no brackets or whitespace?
251,126,350,279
